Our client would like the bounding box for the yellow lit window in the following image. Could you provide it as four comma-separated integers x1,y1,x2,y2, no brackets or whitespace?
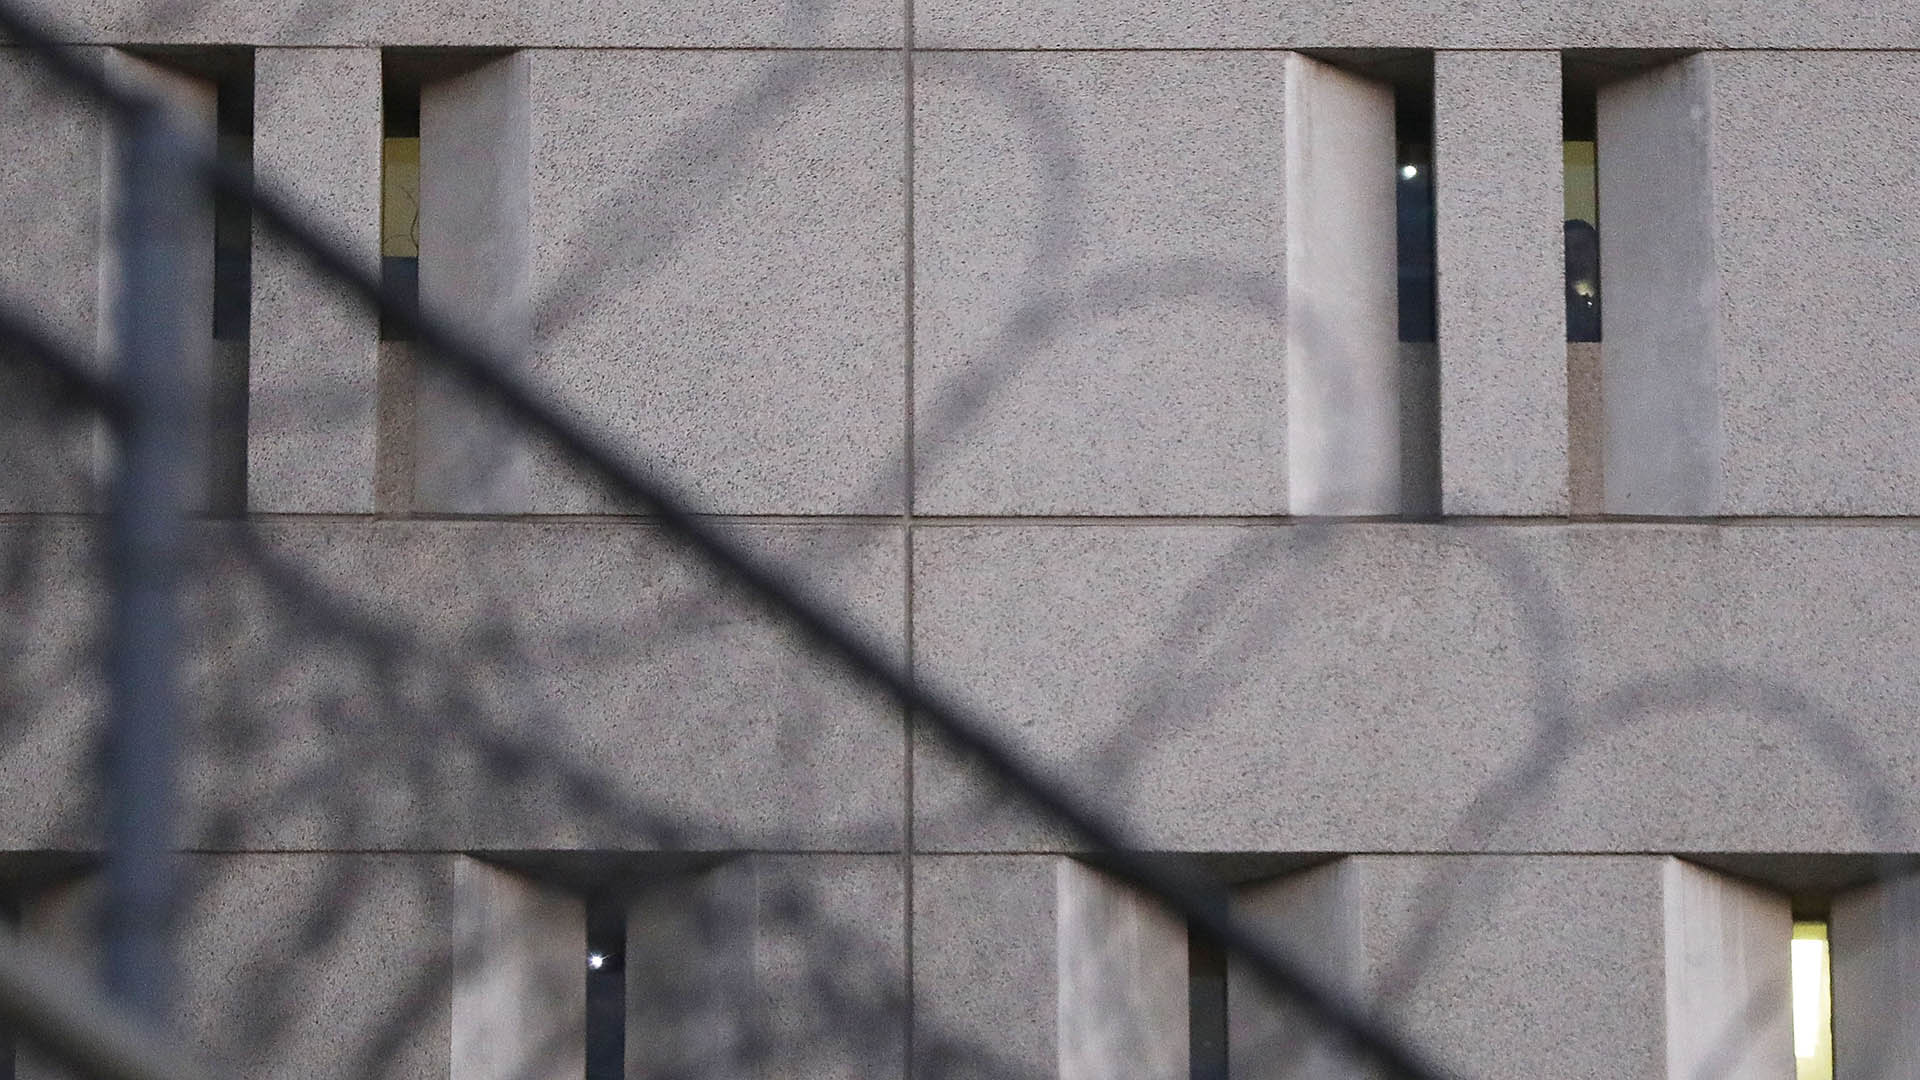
1792,920,1833,1080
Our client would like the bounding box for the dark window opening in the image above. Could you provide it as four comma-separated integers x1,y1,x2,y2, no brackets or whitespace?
211,64,252,343
1190,922,1227,1080
1395,80,1437,345
1563,84,1601,342
586,895,626,1080
379,66,420,342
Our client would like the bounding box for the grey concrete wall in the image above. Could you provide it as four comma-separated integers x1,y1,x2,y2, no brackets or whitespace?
1282,55,1400,517
1660,858,1792,1080
20,855,452,1080
247,48,381,513
1232,856,1668,1080
627,854,903,1079
451,858,584,1080
1831,873,1920,1080
913,51,1286,515
1598,55,1723,516
96,51,217,510
527,49,905,514
912,523,1920,852
1056,860,1187,1080
1707,52,1920,515
417,53,532,513
0,48,104,513
1434,50,1566,516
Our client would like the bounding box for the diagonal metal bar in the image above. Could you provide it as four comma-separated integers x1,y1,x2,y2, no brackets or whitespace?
0,4,1453,1078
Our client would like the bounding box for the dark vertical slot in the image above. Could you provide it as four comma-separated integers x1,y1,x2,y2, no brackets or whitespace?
1190,923,1228,1080
1395,79,1437,345
0,894,16,1080
1564,84,1601,342
1394,61,1442,515
209,53,253,515
586,895,626,1080
380,71,420,342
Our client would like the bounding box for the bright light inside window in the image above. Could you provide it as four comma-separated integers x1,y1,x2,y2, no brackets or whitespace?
1400,164,1419,180
587,952,606,971
1791,922,1833,1080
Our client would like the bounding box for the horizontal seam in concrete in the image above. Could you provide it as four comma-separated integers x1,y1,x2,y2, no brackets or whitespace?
20,512,1920,527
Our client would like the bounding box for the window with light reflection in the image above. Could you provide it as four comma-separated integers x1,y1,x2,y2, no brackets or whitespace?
1792,920,1833,1080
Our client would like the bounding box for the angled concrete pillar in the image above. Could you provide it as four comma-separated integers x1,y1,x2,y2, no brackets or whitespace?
452,857,585,1080
912,856,1185,1080
1661,859,1792,1080
0,48,105,512
248,49,381,513
1435,51,1567,516
1282,54,1402,517
1831,873,1920,1080
1232,856,1672,1080
628,855,903,1080
98,51,218,511
417,52,531,514
1597,56,1722,516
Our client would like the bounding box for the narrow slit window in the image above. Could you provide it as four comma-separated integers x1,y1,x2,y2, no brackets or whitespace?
1792,920,1833,1080
586,895,626,1080
380,76,420,341
1189,922,1227,1080
1563,85,1601,342
1393,63,1441,517
209,54,253,515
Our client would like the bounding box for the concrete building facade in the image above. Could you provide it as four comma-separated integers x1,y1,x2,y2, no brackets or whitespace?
4,1,1920,1078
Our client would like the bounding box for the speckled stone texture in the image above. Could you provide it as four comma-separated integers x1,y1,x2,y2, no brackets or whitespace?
912,52,1288,515
1598,55,1721,515
21,855,454,1080
247,48,381,513
1830,872,1920,1080
627,855,904,1080
1283,55,1402,516
910,855,1186,1080
417,53,532,513
30,0,899,46
527,50,905,514
1233,856,1667,1080
0,49,105,513
0,519,905,852
912,0,1713,49
1661,858,1791,1080
1435,51,1567,516
1708,52,1920,514
451,858,584,1080
912,523,1920,853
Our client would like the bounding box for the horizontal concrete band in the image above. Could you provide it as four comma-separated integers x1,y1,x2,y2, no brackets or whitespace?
6,2,1920,48
5,519,1920,854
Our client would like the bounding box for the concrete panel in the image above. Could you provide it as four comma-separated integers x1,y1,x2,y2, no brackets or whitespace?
912,523,1920,853
417,53,531,513
1831,873,1920,1080
40,0,897,47
1232,856,1668,1080
913,2,1713,49
1598,56,1722,516
248,48,381,513
1711,2,1920,47
21,855,452,1080
1706,52,1920,514
98,51,218,511
1056,860,1187,1080
912,52,1287,515
1434,51,1567,516
628,854,903,1080
1283,55,1401,517
911,856,1058,1079
452,857,584,1080
911,855,1184,1080
1568,342,1604,514
1662,859,1792,1080
0,48,105,512
527,50,904,514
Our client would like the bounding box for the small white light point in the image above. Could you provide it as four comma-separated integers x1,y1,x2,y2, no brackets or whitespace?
587,952,606,971
1400,164,1419,180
